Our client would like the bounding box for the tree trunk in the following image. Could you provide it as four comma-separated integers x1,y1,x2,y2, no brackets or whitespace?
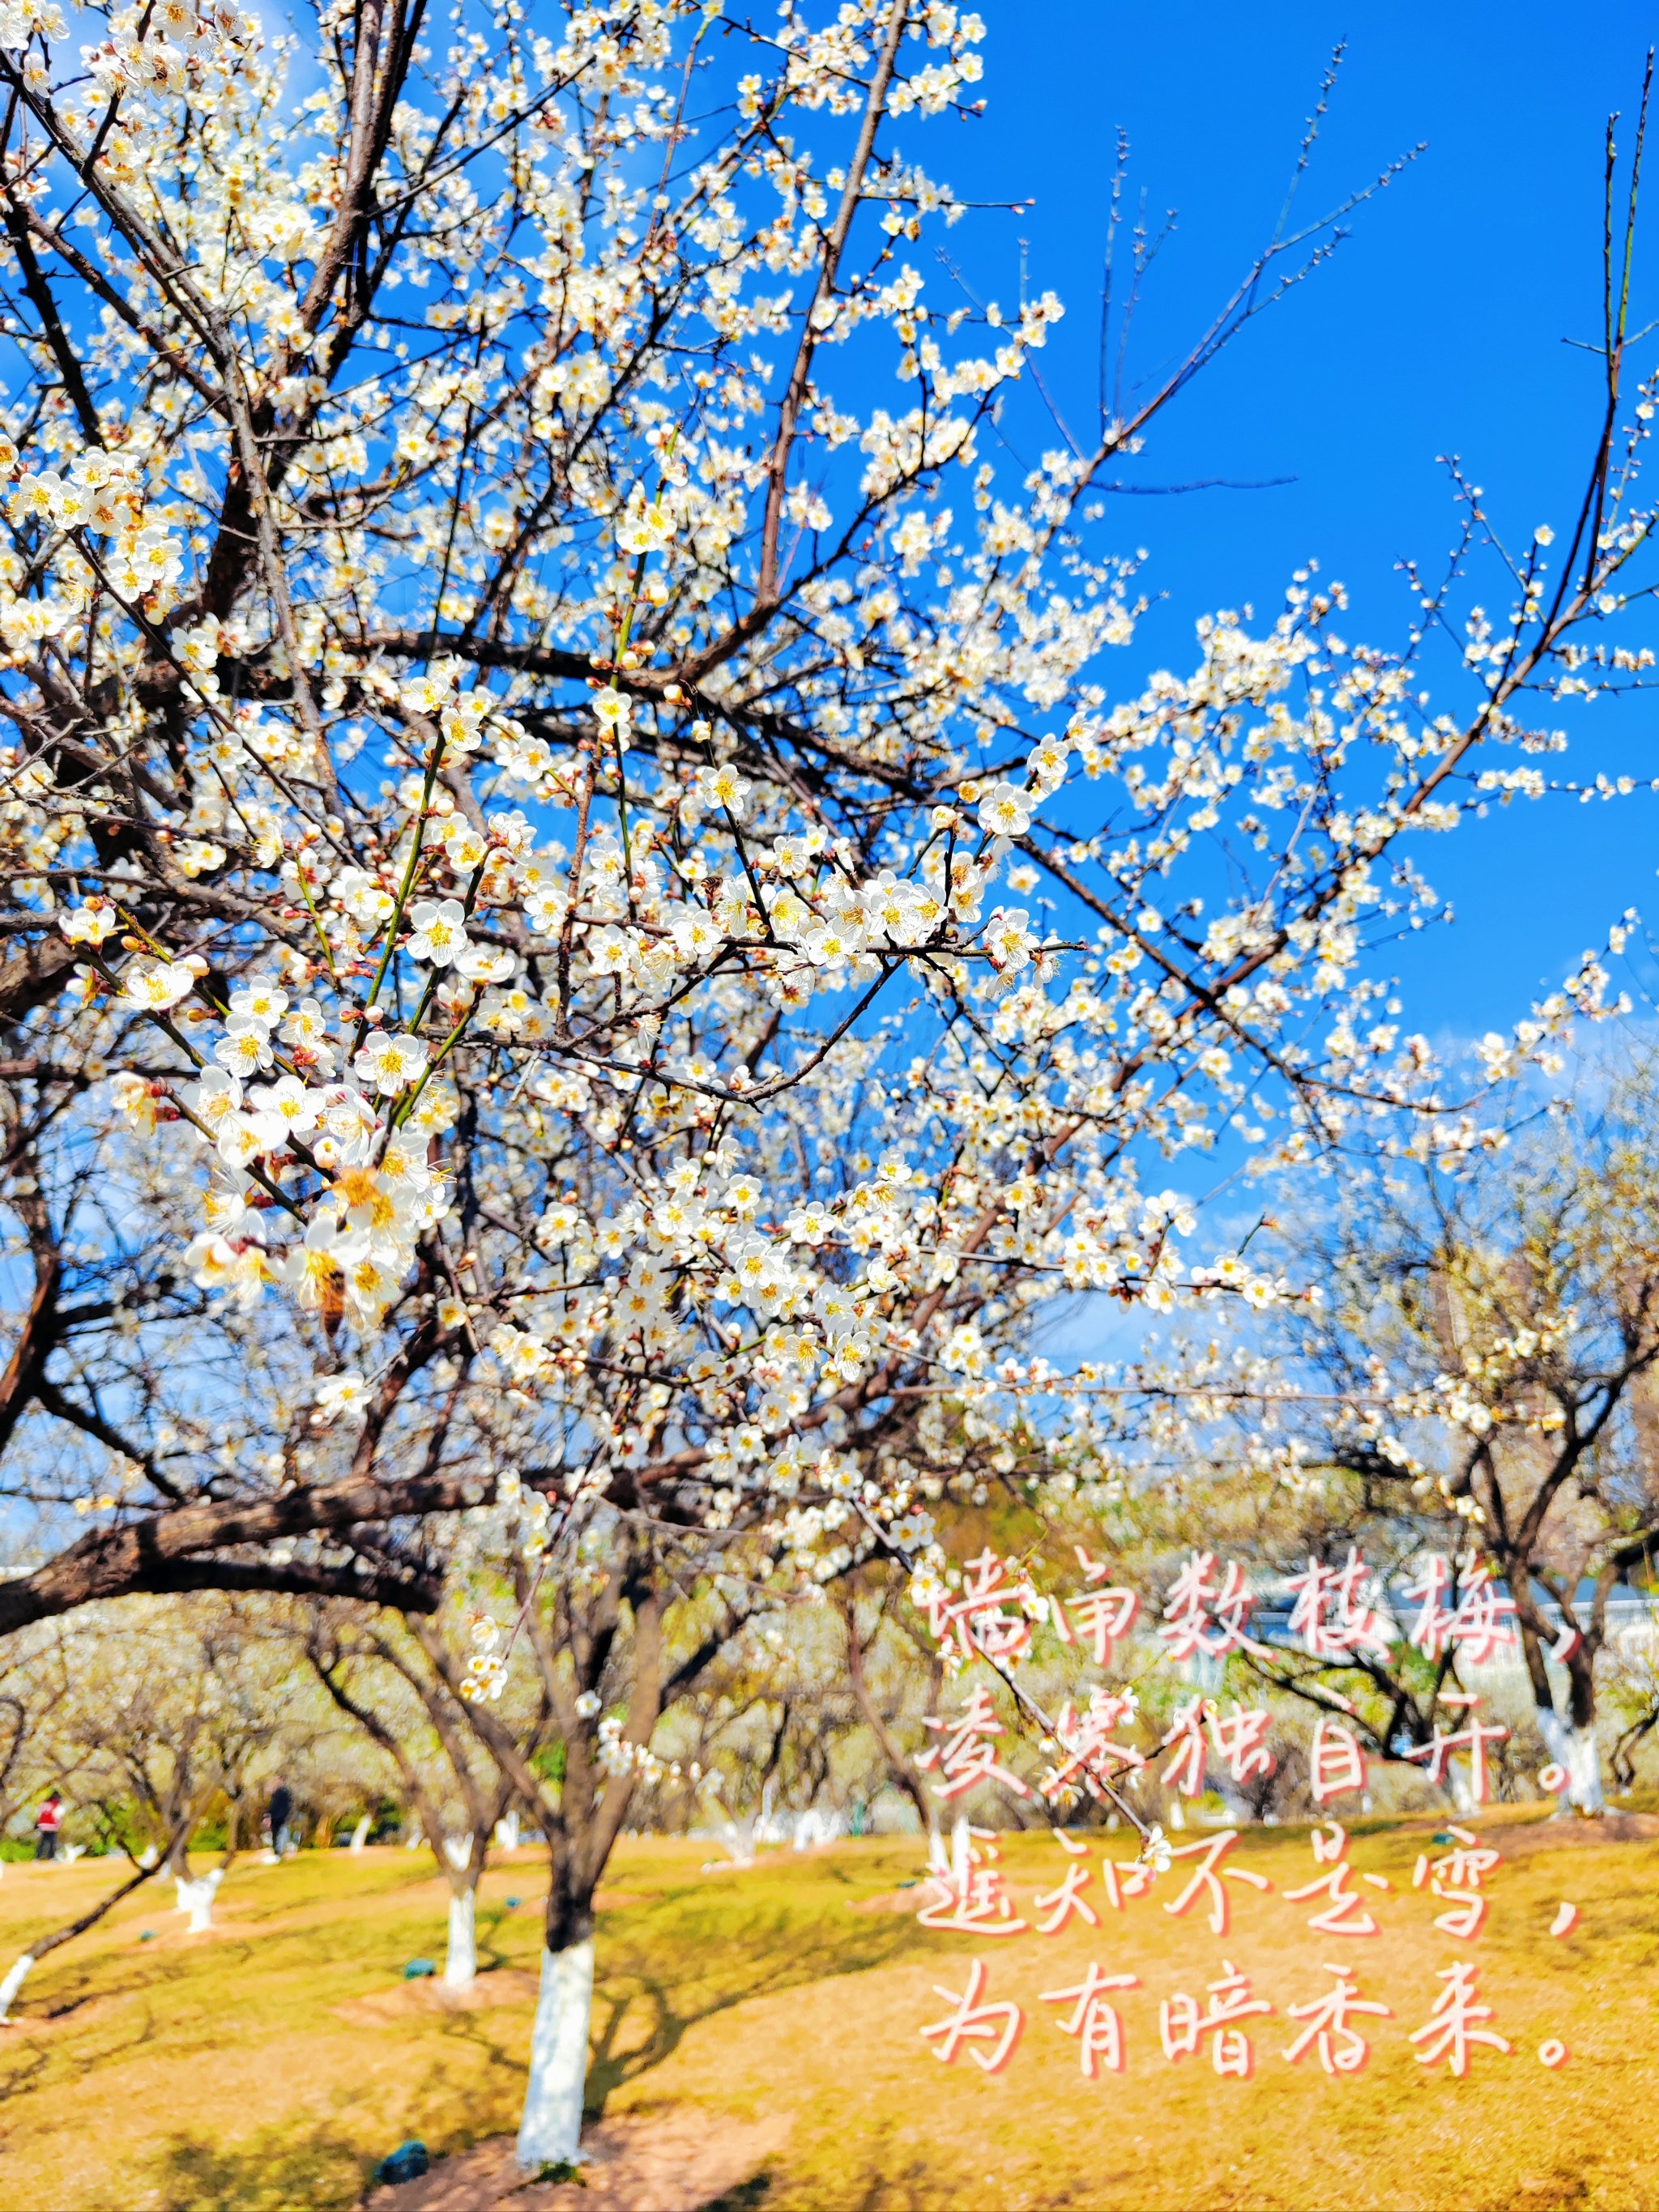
512,1805,605,2172
444,1886,477,1989
1446,1762,1477,1817
175,1869,222,1933
0,1951,33,2022
949,1811,969,1886
715,1813,755,1868
842,1592,940,1851
1513,1574,1606,1814
1537,1707,1605,1813
1525,1623,1605,1813
515,1939,595,2173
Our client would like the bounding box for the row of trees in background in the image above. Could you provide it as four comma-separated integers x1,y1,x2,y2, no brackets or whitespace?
0,0,1653,2172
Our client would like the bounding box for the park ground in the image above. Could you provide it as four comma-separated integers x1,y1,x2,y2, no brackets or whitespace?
0,1809,1654,2211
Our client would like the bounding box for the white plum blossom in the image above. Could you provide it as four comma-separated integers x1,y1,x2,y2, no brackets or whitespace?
695,763,753,819
352,1032,430,1095
246,1076,322,1151
406,899,469,967
61,899,119,945
313,1372,369,1422
984,906,1034,974
119,959,196,1010
977,782,1034,837
616,495,674,556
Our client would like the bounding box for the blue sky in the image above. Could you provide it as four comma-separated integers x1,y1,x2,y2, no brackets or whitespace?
944,2,1659,1041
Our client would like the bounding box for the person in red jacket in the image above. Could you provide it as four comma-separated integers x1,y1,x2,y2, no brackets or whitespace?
34,1789,62,1860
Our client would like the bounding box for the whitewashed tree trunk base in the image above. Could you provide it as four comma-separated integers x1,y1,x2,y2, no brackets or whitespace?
711,1818,753,1869
445,1889,477,1988
0,1953,33,2023
949,1813,969,1886
175,1869,223,1933
1539,1709,1606,1813
1566,1723,1605,1812
516,1941,594,2172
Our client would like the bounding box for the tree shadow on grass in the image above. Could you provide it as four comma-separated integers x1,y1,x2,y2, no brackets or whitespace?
398,2001,538,2116
147,2120,373,2212
722,2125,939,2212
150,2010,538,2212
0,2001,165,2098
584,1905,924,2118
699,2175,777,2212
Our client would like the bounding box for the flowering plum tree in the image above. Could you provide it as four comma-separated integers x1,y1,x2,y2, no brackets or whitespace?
404,1506,760,2164
308,1599,524,1988
1246,1051,1659,1814
0,0,1650,2163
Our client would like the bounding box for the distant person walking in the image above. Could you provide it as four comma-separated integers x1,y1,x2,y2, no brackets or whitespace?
34,1789,62,1861
269,1779,292,1859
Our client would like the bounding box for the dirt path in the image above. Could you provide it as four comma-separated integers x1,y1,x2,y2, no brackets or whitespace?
363,2108,791,2212
1489,1806,1659,1856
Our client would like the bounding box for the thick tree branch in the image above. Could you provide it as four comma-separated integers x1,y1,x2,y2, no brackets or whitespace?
0,1466,483,1636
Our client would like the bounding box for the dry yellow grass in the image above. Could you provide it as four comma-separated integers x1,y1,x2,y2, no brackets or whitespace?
0,1809,1653,2210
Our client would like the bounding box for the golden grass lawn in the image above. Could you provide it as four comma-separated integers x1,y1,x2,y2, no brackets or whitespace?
0,1808,1653,2211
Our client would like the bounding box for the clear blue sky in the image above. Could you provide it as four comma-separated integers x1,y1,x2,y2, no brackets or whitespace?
943,2,1659,1041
